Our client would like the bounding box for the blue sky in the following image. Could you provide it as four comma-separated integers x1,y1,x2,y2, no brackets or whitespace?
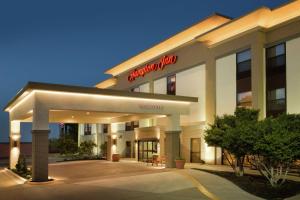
0,0,288,142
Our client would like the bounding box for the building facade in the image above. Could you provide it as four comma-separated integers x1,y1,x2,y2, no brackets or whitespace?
78,1,300,164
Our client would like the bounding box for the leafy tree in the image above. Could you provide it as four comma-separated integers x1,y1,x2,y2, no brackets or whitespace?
79,141,97,158
251,114,300,187
205,107,259,176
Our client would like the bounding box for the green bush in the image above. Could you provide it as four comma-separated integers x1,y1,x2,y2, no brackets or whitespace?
57,137,78,156
14,155,31,178
79,141,96,158
205,107,300,188
205,107,259,176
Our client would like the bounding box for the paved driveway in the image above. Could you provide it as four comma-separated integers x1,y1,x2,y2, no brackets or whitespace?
0,160,263,200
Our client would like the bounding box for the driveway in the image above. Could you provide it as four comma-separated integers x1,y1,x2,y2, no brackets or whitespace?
0,160,263,200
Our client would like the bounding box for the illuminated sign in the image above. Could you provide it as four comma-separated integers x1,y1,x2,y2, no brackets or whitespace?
128,55,177,82
139,104,164,111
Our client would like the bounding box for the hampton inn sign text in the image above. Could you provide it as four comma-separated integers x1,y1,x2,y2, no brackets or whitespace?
128,55,177,82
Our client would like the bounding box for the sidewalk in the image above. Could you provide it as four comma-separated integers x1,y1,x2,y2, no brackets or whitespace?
185,163,300,182
181,169,263,200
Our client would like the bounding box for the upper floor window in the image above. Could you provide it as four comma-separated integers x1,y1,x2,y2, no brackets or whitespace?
167,75,176,95
84,124,92,135
236,49,252,107
266,43,286,117
125,121,139,131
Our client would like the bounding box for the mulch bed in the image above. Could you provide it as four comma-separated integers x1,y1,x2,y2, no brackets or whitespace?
193,168,300,200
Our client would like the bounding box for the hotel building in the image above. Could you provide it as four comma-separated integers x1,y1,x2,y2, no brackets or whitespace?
4,1,300,182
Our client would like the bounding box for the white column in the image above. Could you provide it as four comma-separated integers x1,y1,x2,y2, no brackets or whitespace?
165,114,181,168
32,105,50,182
9,120,21,169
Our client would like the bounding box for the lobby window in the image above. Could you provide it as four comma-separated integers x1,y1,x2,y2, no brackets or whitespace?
236,49,252,107
102,124,108,134
167,75,176,95
125,121,139,131
84,124,92,135
266,43,286,117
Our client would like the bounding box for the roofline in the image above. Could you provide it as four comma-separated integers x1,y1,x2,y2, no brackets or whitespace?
103,1,300,77
4,82,198,112
104,13,231,76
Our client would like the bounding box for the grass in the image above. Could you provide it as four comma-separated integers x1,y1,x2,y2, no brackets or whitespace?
194,168,300,200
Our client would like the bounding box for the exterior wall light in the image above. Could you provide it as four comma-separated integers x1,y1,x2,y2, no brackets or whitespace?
112,139,117,145
13,141,18,148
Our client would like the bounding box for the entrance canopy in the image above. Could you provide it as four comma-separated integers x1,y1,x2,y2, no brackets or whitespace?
4,82,197,182
4,82,198,124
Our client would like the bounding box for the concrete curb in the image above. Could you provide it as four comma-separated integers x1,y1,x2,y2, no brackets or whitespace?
4,168,27,184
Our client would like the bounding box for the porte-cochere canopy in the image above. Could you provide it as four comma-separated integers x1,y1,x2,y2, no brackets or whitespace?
4,82,197,182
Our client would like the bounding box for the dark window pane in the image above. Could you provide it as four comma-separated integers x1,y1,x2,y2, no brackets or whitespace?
125,121,139,131
167,75,176,95
267,43,285,58
267,88,285,101
103,124,108,133
84,124,92,135
237,60,251,73
237,50,251,63
236,49,252,108
266,43,286,117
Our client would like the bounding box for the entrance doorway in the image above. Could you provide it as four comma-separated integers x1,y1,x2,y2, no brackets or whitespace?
190,138,201,163
138,140,158,161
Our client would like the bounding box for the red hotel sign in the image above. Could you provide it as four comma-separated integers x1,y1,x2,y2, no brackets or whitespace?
128,55,177,82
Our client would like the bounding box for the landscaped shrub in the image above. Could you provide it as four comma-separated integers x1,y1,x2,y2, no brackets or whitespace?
79,141,96,158
251,114,300,187
205,107,259,176
14,155,31,179
205,107,300,188
57,137,78,156
49,138,60,153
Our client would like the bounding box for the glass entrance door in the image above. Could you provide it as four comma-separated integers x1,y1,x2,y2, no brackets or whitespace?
190,138,201,163
138,140,158,161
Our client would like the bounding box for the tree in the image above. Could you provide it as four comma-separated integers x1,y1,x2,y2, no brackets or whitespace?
205,107,259,176
79,141,97,158
251,114,300,187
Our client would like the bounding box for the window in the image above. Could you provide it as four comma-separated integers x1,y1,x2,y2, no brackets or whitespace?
266,43,286,117
167,75,176,95
84,124,92,135
237,91,253,107
102,124,108,134
131,87,140,92
125,121,139,131
236,49,252,107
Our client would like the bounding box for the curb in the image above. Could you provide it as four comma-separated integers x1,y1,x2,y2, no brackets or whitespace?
4,168,27,184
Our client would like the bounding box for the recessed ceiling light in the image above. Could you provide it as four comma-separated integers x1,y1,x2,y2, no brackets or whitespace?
71,116,75,119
